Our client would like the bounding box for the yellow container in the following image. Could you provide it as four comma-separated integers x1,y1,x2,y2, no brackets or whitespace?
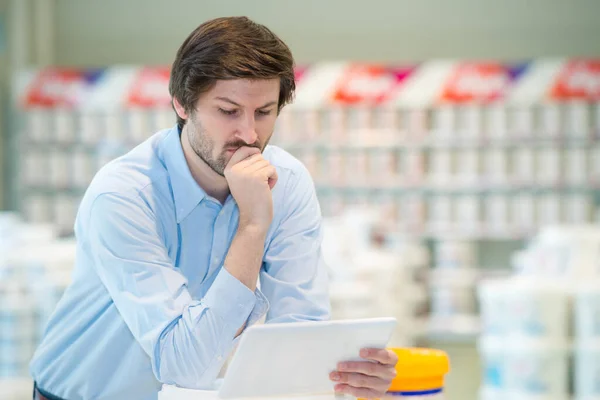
361,348,450,399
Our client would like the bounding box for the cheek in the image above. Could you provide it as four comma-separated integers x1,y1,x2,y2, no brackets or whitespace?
257,117,277,139
203,115,236,146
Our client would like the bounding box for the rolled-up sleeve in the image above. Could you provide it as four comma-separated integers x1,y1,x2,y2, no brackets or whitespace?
85,193,267,389
261,166,331,323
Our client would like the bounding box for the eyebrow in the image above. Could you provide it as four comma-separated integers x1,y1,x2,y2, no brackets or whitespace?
215,97,278,109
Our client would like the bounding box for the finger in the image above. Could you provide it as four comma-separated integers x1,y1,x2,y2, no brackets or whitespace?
239,153,265,167
360,348,398,366
232,152,263,169
268,176,277,190
227,146,261,167
244,159,270,173
266,167,278,189
330,372,390,393
337,361,396,380
259,166,278,189
334,383,380,399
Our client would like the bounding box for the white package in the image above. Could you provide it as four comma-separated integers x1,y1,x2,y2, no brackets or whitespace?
574,342,600,399
23,195,51,223
407,109,428,140
511,194,536,232
346,107,372,132
368,149,397,185
372,107,399,134
478,337,506,394
504,339,570,397
486,105,508,140
505,279,570,340
566,102,590,138
513,148,535,184
574,283,600,341
429,150,453,185
23,150,49,187
433,106,455,140
479,386,505,400
292,109,317,143
511,108,534,138
591,145,600,183
539,104,561,138
127,109,148,144
398,195,426,232
455,150,480,185
104,113,123,142
458,105,482,140
79,113,101,144
455,196,481,232
49,150,70,188
565,148,588,185
538,195,561,226
344,150,368,185
27,110,52,143
296,151,319,181
428,196,453,232
328,107,346,144
273,108,293,144
326,152,344,185
564,195,591,224
478,279,509,336
70,150,94,188
369,192,397,224
485,149,508,184
536,148,561,185
404,150,425,184
596,103,600,136
485,195,509,232
53,195,79,234
319,192,345,217
53,109,75,143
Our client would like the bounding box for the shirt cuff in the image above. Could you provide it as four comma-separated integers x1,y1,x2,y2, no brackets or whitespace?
231,289,269,349
202,267,257,336
247,288,270,327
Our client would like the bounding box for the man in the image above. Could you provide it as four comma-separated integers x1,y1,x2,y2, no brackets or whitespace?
30,17,397,400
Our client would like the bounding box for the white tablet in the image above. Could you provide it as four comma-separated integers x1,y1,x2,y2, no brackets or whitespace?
218,317,397,399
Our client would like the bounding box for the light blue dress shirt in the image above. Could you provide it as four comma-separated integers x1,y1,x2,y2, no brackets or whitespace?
29,126,331,400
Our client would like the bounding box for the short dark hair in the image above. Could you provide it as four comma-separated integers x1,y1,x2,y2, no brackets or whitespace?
169,16,296,131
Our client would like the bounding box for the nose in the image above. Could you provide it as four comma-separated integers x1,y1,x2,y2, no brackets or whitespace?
236,112,258,145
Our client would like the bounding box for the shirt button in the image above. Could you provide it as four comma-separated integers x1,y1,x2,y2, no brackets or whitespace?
213,257,220,264
217,355,223,361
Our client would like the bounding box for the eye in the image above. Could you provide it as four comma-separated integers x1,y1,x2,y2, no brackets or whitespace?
256,109,273,117
219,108,238,116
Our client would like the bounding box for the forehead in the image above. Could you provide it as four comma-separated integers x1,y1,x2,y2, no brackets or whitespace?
203,78,280,106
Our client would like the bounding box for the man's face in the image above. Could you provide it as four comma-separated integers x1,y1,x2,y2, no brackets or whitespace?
184,79,280,176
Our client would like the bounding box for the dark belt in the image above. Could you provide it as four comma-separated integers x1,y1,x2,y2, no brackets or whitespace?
33,382,66,400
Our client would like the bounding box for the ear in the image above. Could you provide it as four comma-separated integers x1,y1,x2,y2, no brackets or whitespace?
172,97,189,120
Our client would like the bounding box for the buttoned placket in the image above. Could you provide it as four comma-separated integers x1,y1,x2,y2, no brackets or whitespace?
206,196,238,281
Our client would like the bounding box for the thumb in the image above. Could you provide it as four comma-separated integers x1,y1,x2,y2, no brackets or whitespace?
267,169,278,190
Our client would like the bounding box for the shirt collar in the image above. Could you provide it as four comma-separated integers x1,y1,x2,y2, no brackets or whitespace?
162,125,207,223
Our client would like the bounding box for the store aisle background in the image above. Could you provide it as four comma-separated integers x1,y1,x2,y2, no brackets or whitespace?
1,1,600,399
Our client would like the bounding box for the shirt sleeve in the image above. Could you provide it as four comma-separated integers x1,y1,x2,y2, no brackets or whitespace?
260,166,332,323
84,192,267,389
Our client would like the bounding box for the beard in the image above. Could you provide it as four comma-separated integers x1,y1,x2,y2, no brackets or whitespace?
186,113,265,176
